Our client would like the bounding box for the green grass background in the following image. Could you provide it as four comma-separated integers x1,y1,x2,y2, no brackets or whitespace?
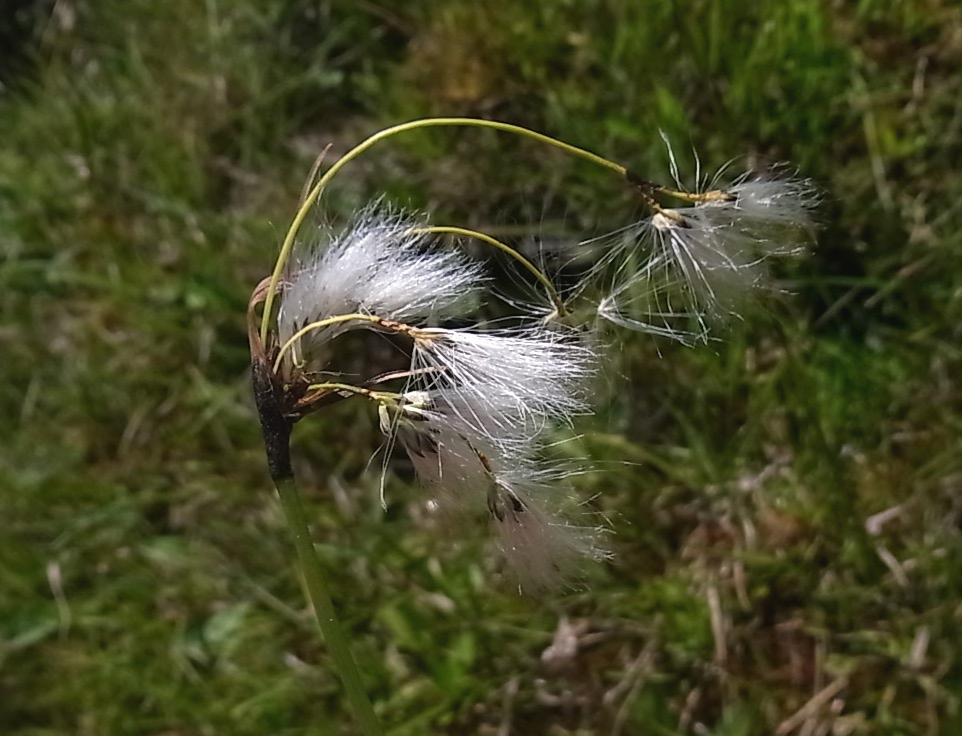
1,1,960,734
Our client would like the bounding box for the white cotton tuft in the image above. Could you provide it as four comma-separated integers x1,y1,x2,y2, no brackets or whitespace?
391,412,497,517
410,326,597,429
596,171,817,339
488,474,609,593
596,287,711,346
277,207,486,358
723,173,820,235
377,386,606,592
648,210,765,319
385,388,545,515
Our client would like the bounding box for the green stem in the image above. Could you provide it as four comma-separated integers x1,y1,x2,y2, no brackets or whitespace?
274,475,383,736
251,356,380,732
260,117,627,345
306,382,401,402
274,313,416,374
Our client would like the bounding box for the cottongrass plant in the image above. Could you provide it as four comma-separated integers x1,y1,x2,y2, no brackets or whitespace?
247,118,817,734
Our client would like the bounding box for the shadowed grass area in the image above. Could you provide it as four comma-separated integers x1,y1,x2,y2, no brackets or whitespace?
1,1,960,734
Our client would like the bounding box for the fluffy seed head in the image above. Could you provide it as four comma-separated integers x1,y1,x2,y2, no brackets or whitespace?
383,386,546,513
596,171,817,340
410,326,597,428
648,209,764,318
723,173,819,234
487,471,609,592
378,384,607,591
277,206,485,363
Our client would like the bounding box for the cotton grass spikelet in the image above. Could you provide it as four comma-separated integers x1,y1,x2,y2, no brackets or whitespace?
647,208,764,319
377,389,505,515
487,471,609,593
277,206,485,369
390,326,608,588
409,326,597,427
597,167,818,341
723,171,820,233
372,324,606,591
381,388,609,592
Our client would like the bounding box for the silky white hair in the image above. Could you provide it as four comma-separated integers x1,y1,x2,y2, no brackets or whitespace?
278,206,485,364
597,171,818,342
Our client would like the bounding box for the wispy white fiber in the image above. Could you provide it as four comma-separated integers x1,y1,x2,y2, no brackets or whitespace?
383,389,523,515
277,206,485,361
724,173,819,233
410,326,597,428
486,470,609,592
385,384,554,507
647,210,764,317
596,283,711,346
597,172,817,339
381,386,607,591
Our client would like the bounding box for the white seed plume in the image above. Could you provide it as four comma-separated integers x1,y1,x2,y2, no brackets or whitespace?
596,276,711,346
486,468,609,593
597,172,817,339
381,389,607,591
398,386,540,456
277,207,485,362
724,172,819,234
383,388,540,513
647,209,764,318
409,326,597,428
380,391,496,513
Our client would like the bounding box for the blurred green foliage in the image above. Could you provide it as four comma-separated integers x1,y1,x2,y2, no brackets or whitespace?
1,0,960,734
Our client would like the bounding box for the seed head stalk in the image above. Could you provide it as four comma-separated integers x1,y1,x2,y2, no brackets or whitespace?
259,117,628,345
273,312,421,374
251,357,383,736
274,475,383,736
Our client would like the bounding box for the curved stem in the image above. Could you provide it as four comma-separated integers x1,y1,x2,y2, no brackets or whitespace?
653,184,730,202
306,382,400,403
273,313,418,374
626,170,731,204
274,476,383,736
414,225,566,316
260,118,627,344
306,381,376,396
